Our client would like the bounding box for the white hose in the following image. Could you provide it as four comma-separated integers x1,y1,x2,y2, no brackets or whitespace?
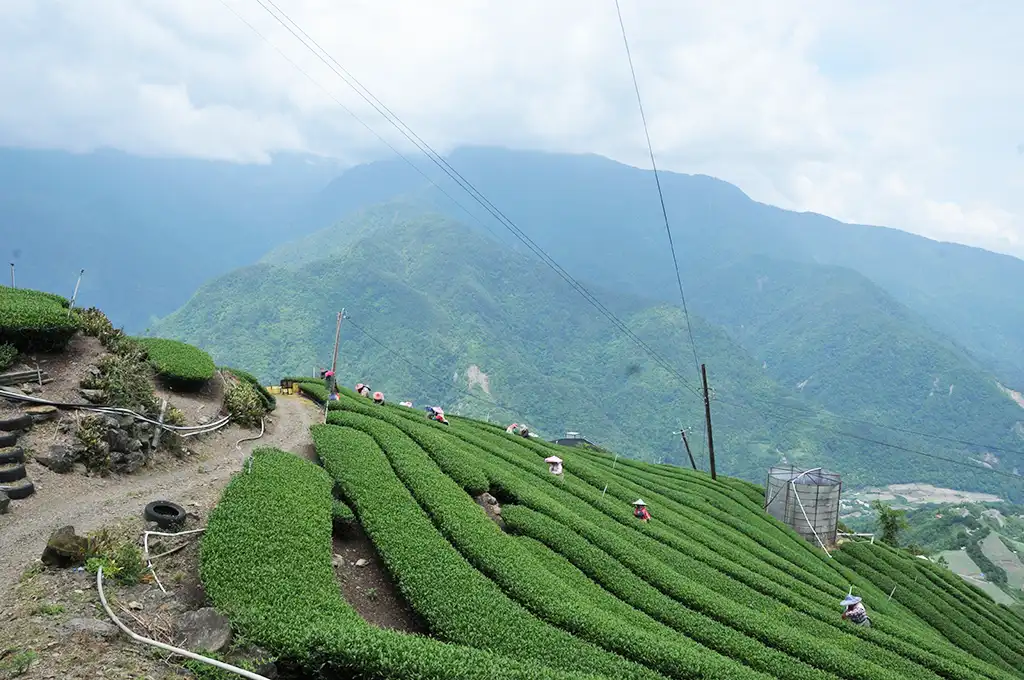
234,417,266,449
96,567,270,680
0,387,230,432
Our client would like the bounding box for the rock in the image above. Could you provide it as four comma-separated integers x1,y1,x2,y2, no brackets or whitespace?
87,366,102,378
25,405,58,423
79,389,105,404
20,384,35,395
128,439,143,453
177,607,232,653
110,450,145,474
332,553,344,567
106,429,132,453
41,526,89,567
64,617,116,638
197,415,211,426
480,492,498,506
0,491,9,514
493,505,502,516
128,601,143,610
355,558,369,567
36,445,77,474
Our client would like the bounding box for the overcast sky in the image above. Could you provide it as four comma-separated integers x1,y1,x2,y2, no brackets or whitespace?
2,0,1022,258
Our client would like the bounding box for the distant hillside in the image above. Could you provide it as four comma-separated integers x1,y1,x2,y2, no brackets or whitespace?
310,147,1024,389
0,146,340,330
155,203,1024,499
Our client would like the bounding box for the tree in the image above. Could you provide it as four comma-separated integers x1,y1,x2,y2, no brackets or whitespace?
872,500,909,547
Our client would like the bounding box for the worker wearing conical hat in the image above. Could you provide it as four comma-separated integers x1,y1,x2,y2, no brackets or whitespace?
373,391,385,405
840,594,870,627
632,499,650,522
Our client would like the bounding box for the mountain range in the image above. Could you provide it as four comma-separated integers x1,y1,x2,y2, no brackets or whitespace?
4,144,1023,497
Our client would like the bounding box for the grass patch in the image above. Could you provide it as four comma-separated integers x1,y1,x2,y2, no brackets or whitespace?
0,343,17,371
223,367,275,412
224,376,266,427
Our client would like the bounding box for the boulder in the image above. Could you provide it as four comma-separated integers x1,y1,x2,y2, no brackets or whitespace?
0,491,9,514
480,492,498,506
41,525,89,567
355,558,369,567
117,415,135,429
128,439,143,453
36,445,77,473
79,389,105,404
177,607,232,653
106,429,132,453
64,617,117,638
25,405,58,423
110,450,145,474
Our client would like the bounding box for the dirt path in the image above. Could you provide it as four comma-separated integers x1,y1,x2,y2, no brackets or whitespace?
0,394,320,598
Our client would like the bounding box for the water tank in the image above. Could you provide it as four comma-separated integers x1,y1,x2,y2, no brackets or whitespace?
764,466,842,548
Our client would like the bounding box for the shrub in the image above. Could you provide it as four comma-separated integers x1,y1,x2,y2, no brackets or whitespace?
134,337,216,389
95,352,159,414
0,342,17,371
0,285,79,352
223,367,276,412
224,377,266,427
199,446,591,680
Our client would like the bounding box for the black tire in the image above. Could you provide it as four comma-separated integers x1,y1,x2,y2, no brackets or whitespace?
0,414,32,432
0,432,17,448
0,446,24,465
0,463,26,483
144,500,187,530
0,478,35,500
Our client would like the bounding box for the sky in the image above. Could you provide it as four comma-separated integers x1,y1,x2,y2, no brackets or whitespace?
2,0,1023,259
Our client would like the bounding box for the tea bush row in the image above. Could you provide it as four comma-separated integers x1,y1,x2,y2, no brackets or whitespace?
200,447,593,680
134,337,215,389
311,424,659,680
0,285,79,352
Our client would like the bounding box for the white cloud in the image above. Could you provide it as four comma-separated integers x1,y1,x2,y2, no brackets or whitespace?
0,0,1021,257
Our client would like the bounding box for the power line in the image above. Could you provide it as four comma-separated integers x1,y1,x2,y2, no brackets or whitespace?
717,387,1024,458
715,398,1024,482
238,0,704,402
612,0,701,384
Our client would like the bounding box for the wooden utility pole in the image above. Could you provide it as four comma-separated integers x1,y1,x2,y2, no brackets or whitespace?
701,363,717,480
9,262,14,288
679,429,697,471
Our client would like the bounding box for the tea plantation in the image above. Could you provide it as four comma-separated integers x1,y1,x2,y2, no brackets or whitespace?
201,381,1024,679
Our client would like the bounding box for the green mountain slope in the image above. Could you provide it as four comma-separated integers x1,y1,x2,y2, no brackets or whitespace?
154,204,1024,499
310,147,1024,389
200,389,1024,679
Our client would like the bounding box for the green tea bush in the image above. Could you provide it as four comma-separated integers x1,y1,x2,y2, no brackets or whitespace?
0,285,79,352
134,337,215,389
200,447,595,680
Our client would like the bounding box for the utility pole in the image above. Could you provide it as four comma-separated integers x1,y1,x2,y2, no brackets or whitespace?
678,429,697,471
9,263,14,288
701,363,717,480
324,309,345,423
68,269,85,318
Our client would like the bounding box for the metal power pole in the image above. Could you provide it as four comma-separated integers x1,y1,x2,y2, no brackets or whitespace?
323,309,345,423
9,263,14,288
701,363,717,480
68,269,85,318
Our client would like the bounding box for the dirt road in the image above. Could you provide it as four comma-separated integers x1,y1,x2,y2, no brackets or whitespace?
0,394,320,598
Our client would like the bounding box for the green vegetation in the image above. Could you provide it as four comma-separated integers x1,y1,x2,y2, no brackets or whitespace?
223,376,267,427
222,367,276,412
874,501,910,547
199,447,595,680
0,343,16,371
154,203,1024,500
0,285,78,352
134,337,216,389
209,394,1022,679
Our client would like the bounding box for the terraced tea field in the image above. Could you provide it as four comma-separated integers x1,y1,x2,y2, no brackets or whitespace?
201,382,1024,679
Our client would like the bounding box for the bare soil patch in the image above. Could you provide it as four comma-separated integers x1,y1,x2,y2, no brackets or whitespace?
331,524,427,635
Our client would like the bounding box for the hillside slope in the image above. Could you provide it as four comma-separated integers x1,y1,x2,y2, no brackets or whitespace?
154,204,1024,498
201,384,1024,679
310,146,1024,388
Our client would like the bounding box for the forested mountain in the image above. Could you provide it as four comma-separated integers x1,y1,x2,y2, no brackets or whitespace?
153,203,1024,499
